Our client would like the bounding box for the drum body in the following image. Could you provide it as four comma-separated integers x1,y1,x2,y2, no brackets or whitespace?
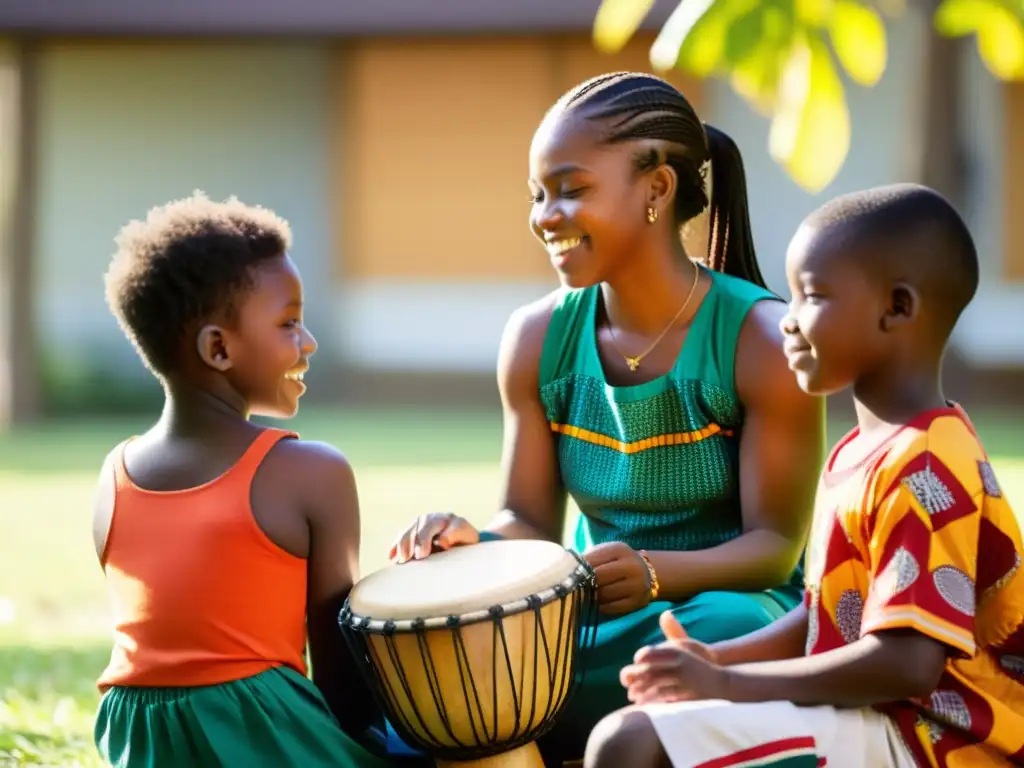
339,540,597,766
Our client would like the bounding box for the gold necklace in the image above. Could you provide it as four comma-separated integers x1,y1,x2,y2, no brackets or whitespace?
607,265,701,372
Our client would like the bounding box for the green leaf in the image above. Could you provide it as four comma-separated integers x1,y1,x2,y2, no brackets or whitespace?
729,0,798,111
934,0,1024,80
769,33,851,192
650,0,721,72
729,10,796,112
763,2,796,41
593,0,657,54
768,37,811,168
976,6,1024,79
725,7,772,64
651,0,755,75
795,0,833,26
934,0,994,36
829,0,888,85
731,38,788,113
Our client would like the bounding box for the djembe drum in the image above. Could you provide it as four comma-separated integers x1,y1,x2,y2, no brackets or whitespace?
339,539,597,768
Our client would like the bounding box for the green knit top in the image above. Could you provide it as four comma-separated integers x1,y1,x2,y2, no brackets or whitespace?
539,268,789,560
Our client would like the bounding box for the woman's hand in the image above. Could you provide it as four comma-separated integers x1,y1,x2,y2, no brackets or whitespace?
620,612,728,705
583,541,654,617
389,513,480,564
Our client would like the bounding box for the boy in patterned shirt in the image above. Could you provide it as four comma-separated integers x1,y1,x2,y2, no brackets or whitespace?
583,184,1024,768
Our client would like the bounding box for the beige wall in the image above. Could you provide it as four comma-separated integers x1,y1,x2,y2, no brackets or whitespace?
336,34,703,283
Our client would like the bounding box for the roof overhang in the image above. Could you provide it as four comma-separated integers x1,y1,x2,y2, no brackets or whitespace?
0,0,677,37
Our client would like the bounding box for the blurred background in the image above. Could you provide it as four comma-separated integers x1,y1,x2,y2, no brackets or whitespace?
0,0,1021,765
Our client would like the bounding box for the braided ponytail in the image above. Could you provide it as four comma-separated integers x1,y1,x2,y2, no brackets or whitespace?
704,125,767,289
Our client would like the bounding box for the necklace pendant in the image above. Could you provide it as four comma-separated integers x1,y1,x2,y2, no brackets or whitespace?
626,357,640,371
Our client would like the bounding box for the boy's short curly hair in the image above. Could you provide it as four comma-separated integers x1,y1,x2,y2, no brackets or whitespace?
105,191,292,376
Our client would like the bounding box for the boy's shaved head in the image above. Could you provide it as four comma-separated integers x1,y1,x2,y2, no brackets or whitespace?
782,183,980,398
800,183,978,338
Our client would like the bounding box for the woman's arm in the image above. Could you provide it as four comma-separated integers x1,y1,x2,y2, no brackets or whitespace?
390,293,568,561
486,295,568,542
647,300,825,598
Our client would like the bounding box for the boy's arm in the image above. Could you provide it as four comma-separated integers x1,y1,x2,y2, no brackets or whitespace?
711,602,809,666
723,629,946,706
297,442,383,741
625,614,944,707
92,448,119,563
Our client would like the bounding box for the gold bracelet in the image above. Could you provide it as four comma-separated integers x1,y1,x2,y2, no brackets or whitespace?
637,550,660,601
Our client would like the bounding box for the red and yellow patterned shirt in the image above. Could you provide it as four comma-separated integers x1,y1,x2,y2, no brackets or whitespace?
805,406,1024,767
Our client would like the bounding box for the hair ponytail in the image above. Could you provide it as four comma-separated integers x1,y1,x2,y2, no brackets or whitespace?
704,125,768,290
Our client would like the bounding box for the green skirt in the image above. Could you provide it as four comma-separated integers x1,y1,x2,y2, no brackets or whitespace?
539,585,804,762
95,665,393,768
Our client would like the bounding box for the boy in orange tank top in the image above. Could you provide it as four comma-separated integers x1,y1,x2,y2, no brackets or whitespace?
93,193,393,767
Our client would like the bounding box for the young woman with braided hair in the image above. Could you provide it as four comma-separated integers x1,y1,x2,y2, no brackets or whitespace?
390,72,825,761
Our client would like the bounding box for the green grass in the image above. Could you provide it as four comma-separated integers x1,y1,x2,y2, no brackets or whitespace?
1,404,1021,767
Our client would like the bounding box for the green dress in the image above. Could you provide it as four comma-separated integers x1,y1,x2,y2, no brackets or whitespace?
537,268,803,758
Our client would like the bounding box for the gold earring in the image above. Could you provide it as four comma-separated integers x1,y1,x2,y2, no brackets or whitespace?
647,207,658,224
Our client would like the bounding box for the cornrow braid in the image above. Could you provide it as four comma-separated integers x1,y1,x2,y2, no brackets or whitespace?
705,125,766,288
557,72,768,290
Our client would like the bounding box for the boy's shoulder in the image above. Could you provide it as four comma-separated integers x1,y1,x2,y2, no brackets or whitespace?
873,407,989,502
252,435,361,535
263,436,357,486
268,434,351,462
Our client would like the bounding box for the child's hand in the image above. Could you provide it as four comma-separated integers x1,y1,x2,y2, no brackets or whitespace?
389,513,480,564
620,612,728,705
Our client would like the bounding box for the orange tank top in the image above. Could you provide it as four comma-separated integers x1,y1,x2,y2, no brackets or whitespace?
97,428,308,690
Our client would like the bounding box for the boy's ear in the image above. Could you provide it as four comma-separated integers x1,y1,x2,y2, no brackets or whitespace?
880,282,919,332
196,325,233,372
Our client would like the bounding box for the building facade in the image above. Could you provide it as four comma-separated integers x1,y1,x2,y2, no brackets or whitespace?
0,1,1020,415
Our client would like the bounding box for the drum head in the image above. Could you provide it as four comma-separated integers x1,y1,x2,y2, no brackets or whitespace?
349,539,580,621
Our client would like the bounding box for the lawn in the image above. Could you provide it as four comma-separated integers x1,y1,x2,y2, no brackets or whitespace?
1,404,1021,767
